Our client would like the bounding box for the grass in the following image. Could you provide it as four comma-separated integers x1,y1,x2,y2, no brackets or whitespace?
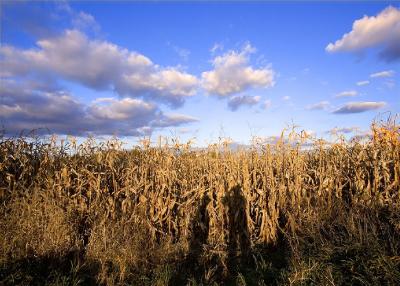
0,118,399,285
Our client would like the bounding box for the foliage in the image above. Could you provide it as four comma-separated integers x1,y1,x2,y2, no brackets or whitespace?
0,119,399,285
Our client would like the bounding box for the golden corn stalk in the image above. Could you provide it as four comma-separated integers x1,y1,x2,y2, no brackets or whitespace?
0,118,399,285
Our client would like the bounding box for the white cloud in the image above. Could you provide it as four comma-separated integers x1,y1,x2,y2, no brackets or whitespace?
370,70,395,78
282,96,291,101
167,42,190,61
263,99,272,109
333,101,386,114
0,5,199,136
89,98,155,121
177,48,190,61
201,43,275,96
227,95,261,111
0,29,198,108
0,80,197,136
306,101,330,110
356,80,370,86
335,90,358,98
210,43,224,54
153,113,199,127
384,79,396,89
326,6,400,61
72,11,100,33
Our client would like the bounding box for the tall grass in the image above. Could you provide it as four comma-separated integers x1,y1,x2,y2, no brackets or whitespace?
0,119,399,285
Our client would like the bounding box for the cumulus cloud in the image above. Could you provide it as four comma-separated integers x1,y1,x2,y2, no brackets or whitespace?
282,96,291,101
0,29,198,108
0,84,85,135
335,90,358,98
227,95,261,111
333,101,386,114
153,113,198,127
201,43,275,96
370,70,395,78
306,101,330,110
356,80,370,86
0,80,197,136
88,98,156,122
326,6,400,62
71,11,100,34
3,1,101,40
0,4,199,136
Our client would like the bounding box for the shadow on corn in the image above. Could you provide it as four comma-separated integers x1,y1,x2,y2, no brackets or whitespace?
176,192,211,284
223,185,289,285
179,185,289,285
223,185,251,277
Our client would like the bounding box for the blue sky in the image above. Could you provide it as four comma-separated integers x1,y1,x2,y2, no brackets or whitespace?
1,1,399,146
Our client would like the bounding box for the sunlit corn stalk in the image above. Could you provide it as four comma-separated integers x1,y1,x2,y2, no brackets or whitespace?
0,118,399,284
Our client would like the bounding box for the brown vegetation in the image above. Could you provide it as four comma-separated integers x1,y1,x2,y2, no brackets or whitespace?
0,119,399,285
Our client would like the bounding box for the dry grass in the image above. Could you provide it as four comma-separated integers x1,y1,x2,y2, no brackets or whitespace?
0,118,399,285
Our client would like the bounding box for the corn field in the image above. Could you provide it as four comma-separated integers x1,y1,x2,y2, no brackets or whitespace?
1,119,399,285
